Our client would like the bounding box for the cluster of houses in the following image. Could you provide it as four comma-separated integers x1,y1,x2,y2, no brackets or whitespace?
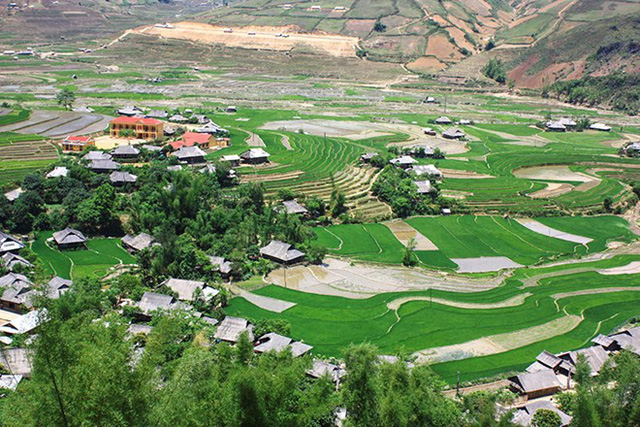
421,117,468,140
501,325,640,426
544,118,612,132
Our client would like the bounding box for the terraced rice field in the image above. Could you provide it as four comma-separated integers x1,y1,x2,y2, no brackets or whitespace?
314,214,634,269
31,232,136,280
0,109,111,138
226,254,640,384
0,133,58,185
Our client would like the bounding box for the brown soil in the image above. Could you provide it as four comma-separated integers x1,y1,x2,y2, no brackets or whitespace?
138,21,360,57
425,33,464,61
446,27,475,51
406,56,447,73
441,168,494,179
528,182,574,199
508,13,537,29
343,19,375,36
383,219,439,251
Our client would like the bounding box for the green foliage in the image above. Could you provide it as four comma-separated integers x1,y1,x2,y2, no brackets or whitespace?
482,58,506,84
55,88,76,110
549,73,640,114
252,318,291,337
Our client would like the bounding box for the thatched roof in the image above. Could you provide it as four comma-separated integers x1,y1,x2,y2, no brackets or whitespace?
214,316,253,343
52,228,86,245
209,256,232,275
46,166,69,179
254,333,292,353
161,278,207,302
122,233,155,252
0,309,45,335
0,232,24,253
109,171,138,184
138,292,175,315
47,276,72,299
2,252,33,270
0,348,32,377
281,200,308,215
240,148,271,160
111,145,140,156
259,240,305,263
511,369,561,394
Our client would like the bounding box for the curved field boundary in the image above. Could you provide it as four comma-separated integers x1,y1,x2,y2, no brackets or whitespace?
516,218,592,244
552,287,640,300
387,293,531,311
415,314,582,364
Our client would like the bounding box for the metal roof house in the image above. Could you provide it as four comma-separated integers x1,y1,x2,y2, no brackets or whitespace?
253,333,313,357
109,171,138,186
414,180,435,194
117,106,143,116
146,110,169,119
221,155,241,167
160,278,219,302
209,256,232,277
46,166,69,179
590,123,611,131
435,116,451,124
259,240,306,264
0,232,24,254
0,348,32,377
545,121,567,132
410,164,442,179
307,359,346,383
52,228,87,249
2,252,33,271
110,144,140,159
390,155,418,169
0,273,34,312
214,316,253,343
280,200,308,215
83,151,112,162
0,309,45,335
558,117,577,127
138,292,176,316
240,148,271,164
87,159,120,173
4,188,23,202
173,146,207,164
409,144,435,157
360,152,378,162
121,232,155,253
512,400,572,427
46,276,72,299
510,369,562,399
442,128,465,140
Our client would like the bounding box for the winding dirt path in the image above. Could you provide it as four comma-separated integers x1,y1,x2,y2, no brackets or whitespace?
388,293,531,311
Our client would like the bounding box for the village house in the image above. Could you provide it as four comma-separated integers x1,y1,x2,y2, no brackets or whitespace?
87,159,120,173
47,276,72,299
509,369,562,400
0,272,33,312
199,163,217,174
173,146,207,164
164,126,176,137
170,132,213,150
458,119,472,125
360,152,378,163
110,144,140,159
110,117,163,140
558,117,577,129
209,256,232,278
2,252,32,271
121,232,155,253
511,400,572,426
117,106,143,116
545,121,566,132
4,188,24,202
195,122,229,136
146,110,168,119
221,155,241,167
0,374,22,391
307,359,346,383
435,116,452,125
260,240,306,264
254,332,313,357
52,227,87,249
226,106,237,113
168,114,189,123
414,180,435,194
409,144,435,157
390,155,418,169
0,232,24,254
214,316,253,343
241,148,271,164
423,127,436,136
411,164,443,180
138,292,178,318
159,278,219,302
0,348,32,377
590,123,611,132
62,135,95,152
109,171,138,186
83,151,112,162
442,128,465,140
46,166,69,179
624,142,640,156
279,199,308,216
0,309,45,335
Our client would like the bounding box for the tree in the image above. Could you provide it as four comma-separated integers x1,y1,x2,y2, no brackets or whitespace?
373,21,386,32
56,88,76,110
485,38,496,50
482,58,506,84
343,343,380,427
603,197,613,212
330,188,347,217
306,244,327,264
119,128,135,142
402,237,417,267
533,409,562,427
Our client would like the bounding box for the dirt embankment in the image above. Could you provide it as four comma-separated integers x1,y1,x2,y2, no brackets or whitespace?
136,21,360,57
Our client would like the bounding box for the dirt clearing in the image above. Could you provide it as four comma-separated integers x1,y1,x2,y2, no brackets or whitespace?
528,182,574,198
513,165,598,183
516,218,592,244
452,257,523,273
388,293,530,311
441,168,494,179
599,262,640,275
384,219,438,250
136,22,359,57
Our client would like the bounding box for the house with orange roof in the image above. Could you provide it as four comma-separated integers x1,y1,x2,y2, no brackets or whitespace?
109,116,163,141
169,131,214,150
61,135,95,152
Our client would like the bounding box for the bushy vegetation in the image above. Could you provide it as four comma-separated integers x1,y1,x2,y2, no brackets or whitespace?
371,166,440,217
548,73,640,114
482,58,506,84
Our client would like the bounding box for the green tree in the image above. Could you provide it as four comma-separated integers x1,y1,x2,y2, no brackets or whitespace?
56,88,76,110
533,409,562,427
402,237,417,267
343,343,380,427
330,188,347,217
119,128,135,142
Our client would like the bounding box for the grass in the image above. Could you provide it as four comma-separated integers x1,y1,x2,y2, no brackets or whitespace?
31,232,136,280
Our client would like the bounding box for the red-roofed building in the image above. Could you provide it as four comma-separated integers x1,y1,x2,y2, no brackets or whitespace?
169,132,213,150
62,135,95,152
109,116,163,141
